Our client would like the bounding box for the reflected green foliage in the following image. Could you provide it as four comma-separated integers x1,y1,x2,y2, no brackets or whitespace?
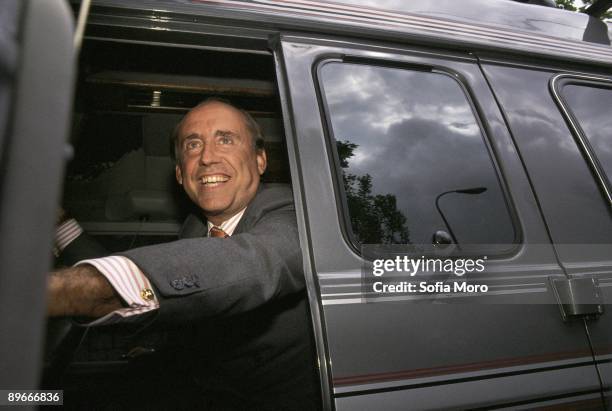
555,0,612,19
337,140,410,244
556,0,578,11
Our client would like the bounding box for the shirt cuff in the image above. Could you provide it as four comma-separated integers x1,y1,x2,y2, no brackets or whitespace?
75,256,160,326
54,218,83,257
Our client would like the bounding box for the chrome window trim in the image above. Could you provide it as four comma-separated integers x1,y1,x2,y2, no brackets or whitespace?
550,73,612,208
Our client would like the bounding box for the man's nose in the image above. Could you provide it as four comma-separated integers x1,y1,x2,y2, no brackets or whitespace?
199,143,220,165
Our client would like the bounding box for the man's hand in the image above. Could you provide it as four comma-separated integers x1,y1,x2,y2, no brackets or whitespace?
47,265,124,318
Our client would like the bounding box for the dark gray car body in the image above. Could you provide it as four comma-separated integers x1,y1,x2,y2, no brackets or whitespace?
1,0,611,409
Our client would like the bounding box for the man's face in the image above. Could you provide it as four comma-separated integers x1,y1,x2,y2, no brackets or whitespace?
175,102,267,225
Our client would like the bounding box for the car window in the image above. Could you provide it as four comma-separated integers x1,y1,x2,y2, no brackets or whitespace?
64,41,289,252
53,39,303,407
561,83,612,182
318,61,515,247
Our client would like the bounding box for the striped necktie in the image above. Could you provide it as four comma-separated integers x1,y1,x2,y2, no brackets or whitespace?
209,226,229,238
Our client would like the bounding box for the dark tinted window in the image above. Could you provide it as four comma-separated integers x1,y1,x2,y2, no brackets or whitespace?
319,62,515,246
563,84,612,180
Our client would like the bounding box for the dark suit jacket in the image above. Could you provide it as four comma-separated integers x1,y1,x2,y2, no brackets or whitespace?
61,184,321,410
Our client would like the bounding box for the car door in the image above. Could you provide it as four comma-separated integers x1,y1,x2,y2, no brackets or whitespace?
480,60,612,409
554,76,612,410
275,33,605,410
553,75,612,411
0,0,75,400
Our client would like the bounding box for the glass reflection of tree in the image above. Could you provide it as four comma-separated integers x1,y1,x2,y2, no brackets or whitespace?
337,140,410,244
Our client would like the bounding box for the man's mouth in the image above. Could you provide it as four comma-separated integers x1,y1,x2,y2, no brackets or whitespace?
200,175,230,187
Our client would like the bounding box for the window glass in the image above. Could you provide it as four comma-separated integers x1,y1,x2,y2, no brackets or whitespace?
319,62,515,246
562,84,612,180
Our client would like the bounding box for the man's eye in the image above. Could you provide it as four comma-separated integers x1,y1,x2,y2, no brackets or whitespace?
184,140,203,151
218,136,233,145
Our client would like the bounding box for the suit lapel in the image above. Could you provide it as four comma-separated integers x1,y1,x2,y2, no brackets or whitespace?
179,213,208,239
234,184,265,235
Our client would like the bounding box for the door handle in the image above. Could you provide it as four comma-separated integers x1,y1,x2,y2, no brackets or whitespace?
549,277,604,322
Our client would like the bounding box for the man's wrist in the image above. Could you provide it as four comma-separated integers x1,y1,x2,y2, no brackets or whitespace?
47,265,123,318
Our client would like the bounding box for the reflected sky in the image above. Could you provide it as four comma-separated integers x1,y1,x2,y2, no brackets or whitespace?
480,64,612,246
563,84,612,179
320,62,515,245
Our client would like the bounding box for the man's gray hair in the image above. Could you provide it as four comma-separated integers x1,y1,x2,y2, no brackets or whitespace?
171,97,265,163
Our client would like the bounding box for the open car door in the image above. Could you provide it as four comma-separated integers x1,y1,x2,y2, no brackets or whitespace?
0,0,75,404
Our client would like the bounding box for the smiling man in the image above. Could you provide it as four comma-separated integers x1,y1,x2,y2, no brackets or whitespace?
175,100,267,225
48,99,321,410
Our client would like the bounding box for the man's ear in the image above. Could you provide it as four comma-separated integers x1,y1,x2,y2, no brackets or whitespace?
175,164,183,185
256,150,267,175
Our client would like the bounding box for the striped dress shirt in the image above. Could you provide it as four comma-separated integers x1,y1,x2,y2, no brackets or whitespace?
54,207,246,324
